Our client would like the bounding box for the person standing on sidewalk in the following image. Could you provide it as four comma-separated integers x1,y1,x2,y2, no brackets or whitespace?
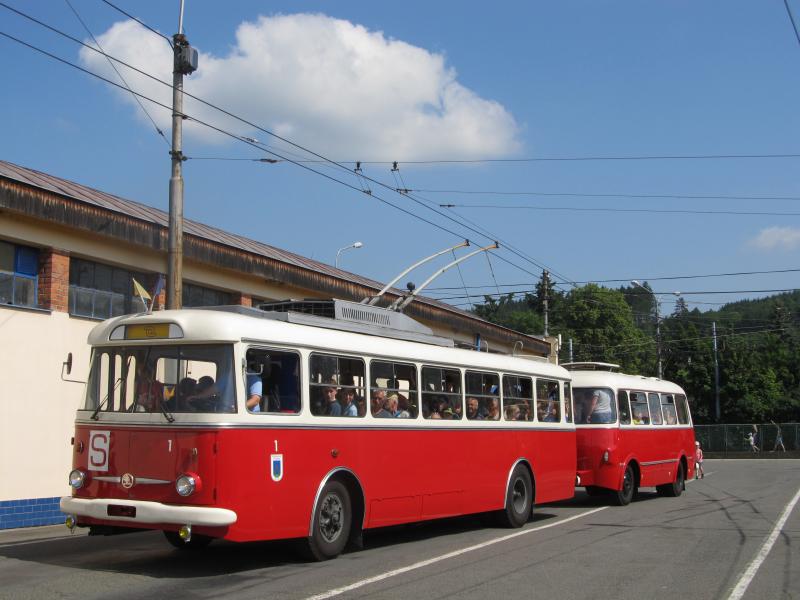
771,420,786,452
695,441,705,479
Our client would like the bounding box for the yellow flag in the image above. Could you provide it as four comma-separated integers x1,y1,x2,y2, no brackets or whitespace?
132,277,151,301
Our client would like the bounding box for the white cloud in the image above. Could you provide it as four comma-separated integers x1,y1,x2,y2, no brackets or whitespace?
748,226,800,251
79,14,521,160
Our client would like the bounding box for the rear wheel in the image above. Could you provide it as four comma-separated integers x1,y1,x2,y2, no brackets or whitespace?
614,464,636,506
657,463,685,497
163,530,213,550
501,465,533,528
305,480,351,561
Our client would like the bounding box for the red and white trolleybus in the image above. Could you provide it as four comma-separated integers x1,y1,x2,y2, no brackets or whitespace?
564,362,695,506
61,299,576,559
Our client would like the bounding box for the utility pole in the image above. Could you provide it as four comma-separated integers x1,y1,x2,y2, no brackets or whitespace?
568,338,573,363
712,321,720,421
167,0,197,309
542,270,549,337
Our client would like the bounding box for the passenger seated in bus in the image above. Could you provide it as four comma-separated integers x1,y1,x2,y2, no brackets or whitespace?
322,382,342,416
587,389,614,423
485,397,500,420
375,393,400,418
371,389,386,416
340,387,358,417
632,408,648,425
186,376,219,411
396,394,412,418
506,404,521,421
175,376,197,410
135,361,164,412
543,402,559,422
664,409,677,425
466,397,484,420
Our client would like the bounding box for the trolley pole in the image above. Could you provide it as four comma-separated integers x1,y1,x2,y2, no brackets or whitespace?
166,2,197,309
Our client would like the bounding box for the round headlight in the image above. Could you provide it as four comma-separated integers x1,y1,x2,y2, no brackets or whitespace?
69,469,86,489
176,474,196,497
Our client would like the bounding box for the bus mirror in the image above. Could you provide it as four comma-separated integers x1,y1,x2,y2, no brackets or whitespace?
61,352,85,384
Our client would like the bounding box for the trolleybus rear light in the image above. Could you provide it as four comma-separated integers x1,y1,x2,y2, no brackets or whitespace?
602,450,610,463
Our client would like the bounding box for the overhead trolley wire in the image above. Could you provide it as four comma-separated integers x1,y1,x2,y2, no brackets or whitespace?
98,0,173,47
64,0,169,147
1,3,574,286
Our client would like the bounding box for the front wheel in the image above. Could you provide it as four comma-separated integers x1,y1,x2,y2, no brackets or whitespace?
614,464,636,506
657,463,685,497
501,465,533,528
305,480,351,561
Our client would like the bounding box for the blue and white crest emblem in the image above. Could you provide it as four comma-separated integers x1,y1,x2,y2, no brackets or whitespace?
270,453,284,482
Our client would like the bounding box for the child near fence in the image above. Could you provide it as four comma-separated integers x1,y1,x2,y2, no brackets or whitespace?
695,441,705,479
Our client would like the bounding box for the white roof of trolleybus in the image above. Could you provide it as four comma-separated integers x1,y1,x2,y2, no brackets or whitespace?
87,307,570,381
567,369,686,396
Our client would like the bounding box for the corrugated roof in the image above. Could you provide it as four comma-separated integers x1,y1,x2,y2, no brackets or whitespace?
0,159,548,348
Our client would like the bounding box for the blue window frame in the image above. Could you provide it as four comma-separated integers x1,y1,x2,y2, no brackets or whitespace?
0,241,39,308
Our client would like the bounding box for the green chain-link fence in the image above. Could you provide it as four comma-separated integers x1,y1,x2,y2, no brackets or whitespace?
694,423,798,455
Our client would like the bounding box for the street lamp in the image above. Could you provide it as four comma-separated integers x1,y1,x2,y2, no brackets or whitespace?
336,241,363,268
631,280,662,379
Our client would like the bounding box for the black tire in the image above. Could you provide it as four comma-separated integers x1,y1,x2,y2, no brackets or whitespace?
657,463,685,497
305,480,351,561
501,465,533,528
614,464,636,506
163,530,213,550
584,485,605,497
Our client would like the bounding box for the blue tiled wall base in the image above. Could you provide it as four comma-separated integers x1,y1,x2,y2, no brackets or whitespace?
0,497,65,529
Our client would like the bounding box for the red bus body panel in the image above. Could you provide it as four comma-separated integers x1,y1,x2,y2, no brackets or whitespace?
576,426,695,491
70,425,576,542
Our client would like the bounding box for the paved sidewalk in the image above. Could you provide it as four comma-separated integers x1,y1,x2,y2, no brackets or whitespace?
0,523,88,546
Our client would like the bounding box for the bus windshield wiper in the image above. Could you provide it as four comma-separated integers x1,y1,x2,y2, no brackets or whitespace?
160,402,175,423
91,377,122,420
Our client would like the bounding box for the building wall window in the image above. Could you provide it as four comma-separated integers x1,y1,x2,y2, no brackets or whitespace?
183,282,231,307
68,258,151,319
0,241,39,308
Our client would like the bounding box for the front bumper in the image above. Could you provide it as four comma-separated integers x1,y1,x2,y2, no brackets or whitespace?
60,497,237,527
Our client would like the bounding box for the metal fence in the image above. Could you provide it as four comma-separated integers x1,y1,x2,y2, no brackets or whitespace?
694,423,798,454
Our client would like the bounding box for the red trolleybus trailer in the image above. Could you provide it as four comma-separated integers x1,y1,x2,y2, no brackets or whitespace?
61,300,576,559
564,362,695,506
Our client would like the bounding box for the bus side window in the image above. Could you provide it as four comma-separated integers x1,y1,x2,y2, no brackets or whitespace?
630,392,649,425
371,360,418,418
648,392,663,425
309,353,364,417
661,394,677,425
535,378,560,422
618,390,630,424
563,381,573,423
502,374,532,422
675,394,690,425
465,371,501,421
422,366,462,420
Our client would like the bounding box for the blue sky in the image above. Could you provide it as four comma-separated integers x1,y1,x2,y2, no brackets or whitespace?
2,1,799,314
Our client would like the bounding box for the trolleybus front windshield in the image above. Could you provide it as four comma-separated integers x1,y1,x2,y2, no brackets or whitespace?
85,344,236,415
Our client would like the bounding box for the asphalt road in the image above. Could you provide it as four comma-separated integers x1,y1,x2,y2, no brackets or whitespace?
1,459,797,600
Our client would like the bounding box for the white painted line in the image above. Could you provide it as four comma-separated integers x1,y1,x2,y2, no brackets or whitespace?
305,507,608,600
727,484,800,600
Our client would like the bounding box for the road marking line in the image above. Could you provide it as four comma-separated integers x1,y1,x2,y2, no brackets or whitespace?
727,484,800,600
305,507,608,600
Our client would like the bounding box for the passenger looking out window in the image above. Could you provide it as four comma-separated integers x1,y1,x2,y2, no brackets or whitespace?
422,366,462,420
503,375,533,422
